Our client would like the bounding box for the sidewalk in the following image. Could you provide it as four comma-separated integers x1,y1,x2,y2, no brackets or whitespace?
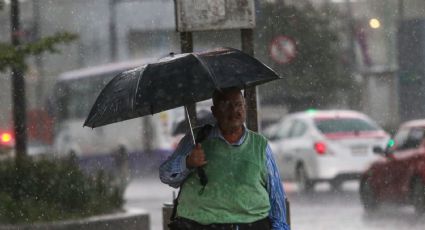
124,176,177,230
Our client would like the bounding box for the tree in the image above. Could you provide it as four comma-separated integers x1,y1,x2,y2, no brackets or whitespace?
256,1,358,111
0,32,77,72
1,0,77,160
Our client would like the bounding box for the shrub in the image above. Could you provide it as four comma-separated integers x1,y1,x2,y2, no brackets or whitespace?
0,156,124,224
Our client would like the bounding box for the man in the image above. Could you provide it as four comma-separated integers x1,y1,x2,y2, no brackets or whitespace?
160,87,290,230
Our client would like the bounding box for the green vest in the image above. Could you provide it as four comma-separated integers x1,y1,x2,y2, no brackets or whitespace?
177,130,270,224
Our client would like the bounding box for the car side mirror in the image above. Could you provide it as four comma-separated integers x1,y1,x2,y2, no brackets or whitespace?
372,146,385,155
373,142,395,157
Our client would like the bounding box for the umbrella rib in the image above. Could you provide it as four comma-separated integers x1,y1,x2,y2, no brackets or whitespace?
185,106,196,145
192,53,220,88
134,64,149,111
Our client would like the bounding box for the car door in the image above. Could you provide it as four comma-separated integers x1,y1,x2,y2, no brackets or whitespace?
370,127,406,200
280,119,309,181
390,127,424,202
376,127,418,202
269,118,295,180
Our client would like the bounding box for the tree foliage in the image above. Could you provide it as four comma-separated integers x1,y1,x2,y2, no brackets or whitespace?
0,1,77,158
0,32,78,72
257,1,357,111
0,156,124,224
0,0,77,72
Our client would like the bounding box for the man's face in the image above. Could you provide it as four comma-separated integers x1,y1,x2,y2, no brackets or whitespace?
212,90,246,130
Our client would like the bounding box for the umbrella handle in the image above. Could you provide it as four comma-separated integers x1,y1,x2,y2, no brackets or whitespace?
197,168,208,194
194,124,213,194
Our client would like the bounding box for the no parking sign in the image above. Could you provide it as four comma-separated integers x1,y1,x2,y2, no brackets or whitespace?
269,35,296,64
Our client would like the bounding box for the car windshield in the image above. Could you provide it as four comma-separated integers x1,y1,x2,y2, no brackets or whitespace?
314,118,379,134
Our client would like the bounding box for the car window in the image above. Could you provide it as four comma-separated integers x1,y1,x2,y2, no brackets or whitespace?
288,120,307,138
395,127,424,151
393,128,410,150
314,118,379,134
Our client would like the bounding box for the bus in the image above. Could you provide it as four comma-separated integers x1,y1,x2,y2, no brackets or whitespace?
49,59,176,175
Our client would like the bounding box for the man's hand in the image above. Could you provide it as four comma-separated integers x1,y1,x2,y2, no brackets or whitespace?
186,143,207,169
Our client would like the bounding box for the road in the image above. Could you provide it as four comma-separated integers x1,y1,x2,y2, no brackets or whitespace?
124,176,425,230
124,174,178,230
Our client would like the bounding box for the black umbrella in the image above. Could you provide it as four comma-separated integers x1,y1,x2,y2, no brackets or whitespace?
84,47,282,192
84,47,282,142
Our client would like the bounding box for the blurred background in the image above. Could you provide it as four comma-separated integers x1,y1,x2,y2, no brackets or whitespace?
1,1,425,229
1,0,423,136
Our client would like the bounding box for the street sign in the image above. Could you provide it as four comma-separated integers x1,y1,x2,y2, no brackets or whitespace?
269,35,296,64
175,0,255,32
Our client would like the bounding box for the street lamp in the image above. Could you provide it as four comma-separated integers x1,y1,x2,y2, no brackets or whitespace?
369,18,381,29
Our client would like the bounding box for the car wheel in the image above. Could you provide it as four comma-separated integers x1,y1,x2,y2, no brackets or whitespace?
296,164,314,193
359,178,379,212
412,178,425,215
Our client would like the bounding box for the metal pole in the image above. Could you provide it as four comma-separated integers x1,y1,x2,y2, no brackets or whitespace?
241,28,259,132
344,0,362,111
398,0,404,31
345,0,356,74
33,0,47,144
10,0,28,159
33,0,44,107
180,31,197,126
109,0,117,61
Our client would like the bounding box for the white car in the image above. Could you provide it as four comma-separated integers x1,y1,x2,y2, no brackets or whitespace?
264,109,390,192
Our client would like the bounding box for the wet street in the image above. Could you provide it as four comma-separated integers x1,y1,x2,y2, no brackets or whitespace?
124,176,425,230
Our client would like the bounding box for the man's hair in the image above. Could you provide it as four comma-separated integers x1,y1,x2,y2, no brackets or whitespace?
212,87,243,106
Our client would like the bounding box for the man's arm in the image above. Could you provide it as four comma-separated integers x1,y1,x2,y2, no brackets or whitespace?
159,134,194,188
265,144,291,230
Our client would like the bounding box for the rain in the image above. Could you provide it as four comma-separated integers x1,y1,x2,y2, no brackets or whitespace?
0,0,425,229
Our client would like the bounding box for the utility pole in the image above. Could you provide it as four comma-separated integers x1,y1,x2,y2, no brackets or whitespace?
345,0,357,74
344,0,362,111
398,0,404,31
33,0,43,107
109,0,118,61
241,29,259,132
10,0,28,160
180,32,197,127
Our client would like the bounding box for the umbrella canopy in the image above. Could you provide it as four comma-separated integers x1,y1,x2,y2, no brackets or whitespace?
84,47,282,128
